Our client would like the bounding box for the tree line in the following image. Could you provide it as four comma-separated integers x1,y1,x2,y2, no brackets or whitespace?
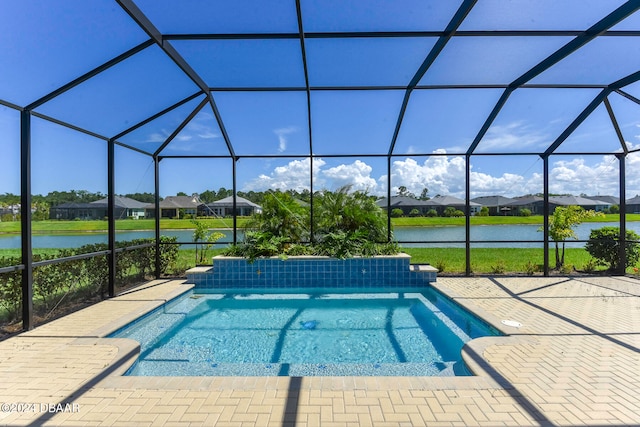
0,188,320,221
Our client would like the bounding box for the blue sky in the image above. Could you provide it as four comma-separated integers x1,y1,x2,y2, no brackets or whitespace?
2,0,640,200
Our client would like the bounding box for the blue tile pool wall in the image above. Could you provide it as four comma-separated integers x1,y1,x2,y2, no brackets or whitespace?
187,256,437,291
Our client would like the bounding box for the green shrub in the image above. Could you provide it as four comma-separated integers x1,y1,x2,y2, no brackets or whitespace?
560,263,574,274
490,260,506,274
519,208,531,217
390,208,404,218
585,226,640,271
1,237,180,330
0,256,22,322
426,209,438,217
409,208,421,217
583,258,598,273
477,207,489,217
443,207,456,217
524,260,539,276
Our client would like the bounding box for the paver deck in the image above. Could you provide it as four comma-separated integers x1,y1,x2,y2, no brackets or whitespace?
1,276,638,426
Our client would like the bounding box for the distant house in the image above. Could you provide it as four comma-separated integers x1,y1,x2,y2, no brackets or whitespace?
375,196,432,216
376,195,481,216
144,196,199,219
198,196,262,217
549,195,611,212
585,195,620,205
503,196,544,216
95,196,146,219
428,195,481,216
626,195,640,214
470,196,515,215
50,196,147,220
0,204,20,220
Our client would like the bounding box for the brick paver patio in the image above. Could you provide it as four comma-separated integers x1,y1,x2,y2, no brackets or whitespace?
1,276,638,426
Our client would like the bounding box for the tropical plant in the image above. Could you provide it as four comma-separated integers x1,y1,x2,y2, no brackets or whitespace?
225,186,397,260
585,226,640,271
313,186,388,243
245,191,309,242
192,219,225,264
539,206,603,269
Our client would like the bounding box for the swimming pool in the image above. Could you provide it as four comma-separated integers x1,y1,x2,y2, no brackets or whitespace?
111,288,500,377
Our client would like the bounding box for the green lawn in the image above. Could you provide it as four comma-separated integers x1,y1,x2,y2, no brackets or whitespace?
4,246,633,275
399,247,608,274
1,214,638,234
0,218,250,234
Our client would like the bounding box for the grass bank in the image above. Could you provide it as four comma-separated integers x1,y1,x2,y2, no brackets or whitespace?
0,218,250,234
393,213,640,227
1,214,638,234
4,246,633,275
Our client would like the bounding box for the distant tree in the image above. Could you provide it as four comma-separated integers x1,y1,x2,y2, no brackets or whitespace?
216,187,233,199
299,188,312,203
478,206,489,217
608,205,620,214
419,188,430,200
31,201,49,221
0,193,20,205
123,192,155,203
43,190,103,206
176,191,188,197
198,190,216,204
396,186,415,198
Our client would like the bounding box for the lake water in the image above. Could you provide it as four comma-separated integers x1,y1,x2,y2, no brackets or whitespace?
1,222,638,250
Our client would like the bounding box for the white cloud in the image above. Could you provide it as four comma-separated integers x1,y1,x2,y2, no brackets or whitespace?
274,126,299,153
481,121,549,151
549,157,619,195
197,131,220,139
146,131,170,143
388,153,466,197
322,160,377,191
243,158,324,192
240,151,640,198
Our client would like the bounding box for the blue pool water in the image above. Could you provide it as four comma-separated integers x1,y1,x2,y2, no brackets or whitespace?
111,289,500,377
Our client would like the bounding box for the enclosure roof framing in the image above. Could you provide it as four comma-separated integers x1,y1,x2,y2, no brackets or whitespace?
0,1,639,161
